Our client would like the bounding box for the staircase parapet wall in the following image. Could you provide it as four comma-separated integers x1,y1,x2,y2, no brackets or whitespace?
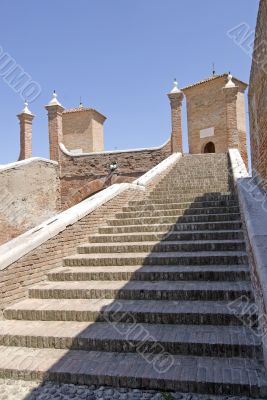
229,148,267,368
59,139,172,208
0,152,181,310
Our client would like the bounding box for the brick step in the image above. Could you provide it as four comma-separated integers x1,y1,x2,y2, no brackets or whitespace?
78,240,246,255
152,183,230,189
166,165,228,170
107,213,241,226
149,189,230,197
28,280,252,301
63,251,248,267
155,180,229,186
156,178,229,185
123,200,239,212
128,195,237,206
0,347,265,396
0,320,261,358
89,229,244,243
157,178,229,185
3,298,256,325
48,265,250,282
115,206,240,219
99,221,242,234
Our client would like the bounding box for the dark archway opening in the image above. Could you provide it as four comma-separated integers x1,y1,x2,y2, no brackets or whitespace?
203,141,215,153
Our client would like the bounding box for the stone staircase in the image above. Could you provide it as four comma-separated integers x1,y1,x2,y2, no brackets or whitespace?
0,153,267,397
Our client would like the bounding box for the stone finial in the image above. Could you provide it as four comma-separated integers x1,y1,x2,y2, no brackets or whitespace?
47,90,62,107
224,73,236,89
169,79,181,94
19,101,33,116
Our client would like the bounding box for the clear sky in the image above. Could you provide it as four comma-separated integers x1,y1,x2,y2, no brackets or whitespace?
0,0,259,164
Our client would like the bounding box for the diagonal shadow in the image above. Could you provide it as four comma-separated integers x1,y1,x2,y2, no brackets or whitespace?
2,159,264,398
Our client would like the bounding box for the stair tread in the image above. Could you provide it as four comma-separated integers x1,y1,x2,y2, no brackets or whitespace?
0,346,265,393
64,250,247,260
80,239,245,247
49,264,250,274
4,297,254,316
108,212,241,220
92,229,243,238
0,320,261,346
101,221,242,228
30,280,252,292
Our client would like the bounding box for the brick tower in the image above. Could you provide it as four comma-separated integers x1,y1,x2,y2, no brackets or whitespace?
182,73,248,165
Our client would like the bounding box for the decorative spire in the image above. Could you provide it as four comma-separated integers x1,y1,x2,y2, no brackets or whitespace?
169,79,181,94
224,73,236,89
47,90,62,106
212,62,216,76
79,96,84,108
19,101,32,115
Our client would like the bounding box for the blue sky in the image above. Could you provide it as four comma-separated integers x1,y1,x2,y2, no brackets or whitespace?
0,0,259,164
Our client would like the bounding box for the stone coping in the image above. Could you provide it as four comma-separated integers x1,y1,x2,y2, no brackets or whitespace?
228,149,249,181
0,153,181,271
237,177,267,300
59,139,170,158
0,157,58,172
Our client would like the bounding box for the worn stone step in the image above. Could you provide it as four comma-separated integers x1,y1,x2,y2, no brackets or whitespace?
161,174,229,180
3,298,256,325
28,280,252,301
89,229,244,243
152,182,230,188
0,320,261,358
63,251,248,267
156,179,229,187
149,190,231,198
151,184,230,191
107,213,241,226
128,194,237,206
99,221,242,234
156,182,230,188
78,240,246,255
123,200,239,212
115,206,240,219
48,265,250,282
0,347,265,396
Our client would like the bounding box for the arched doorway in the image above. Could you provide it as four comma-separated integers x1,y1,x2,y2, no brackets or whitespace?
203,142,215,153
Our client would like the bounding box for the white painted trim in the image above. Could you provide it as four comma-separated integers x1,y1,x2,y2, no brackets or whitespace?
134,153,182,186
228,148,249,182
60,138,170,158
0,157,58,172
0,151,181,270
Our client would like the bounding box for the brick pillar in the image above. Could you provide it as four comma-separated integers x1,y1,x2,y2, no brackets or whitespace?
45,92,64,162
167,81,184,153
223,75,239,149
17,102,34,160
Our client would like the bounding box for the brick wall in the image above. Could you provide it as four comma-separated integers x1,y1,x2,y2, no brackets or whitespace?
59,140,171,208
249,0,267,189
0,160,60,245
